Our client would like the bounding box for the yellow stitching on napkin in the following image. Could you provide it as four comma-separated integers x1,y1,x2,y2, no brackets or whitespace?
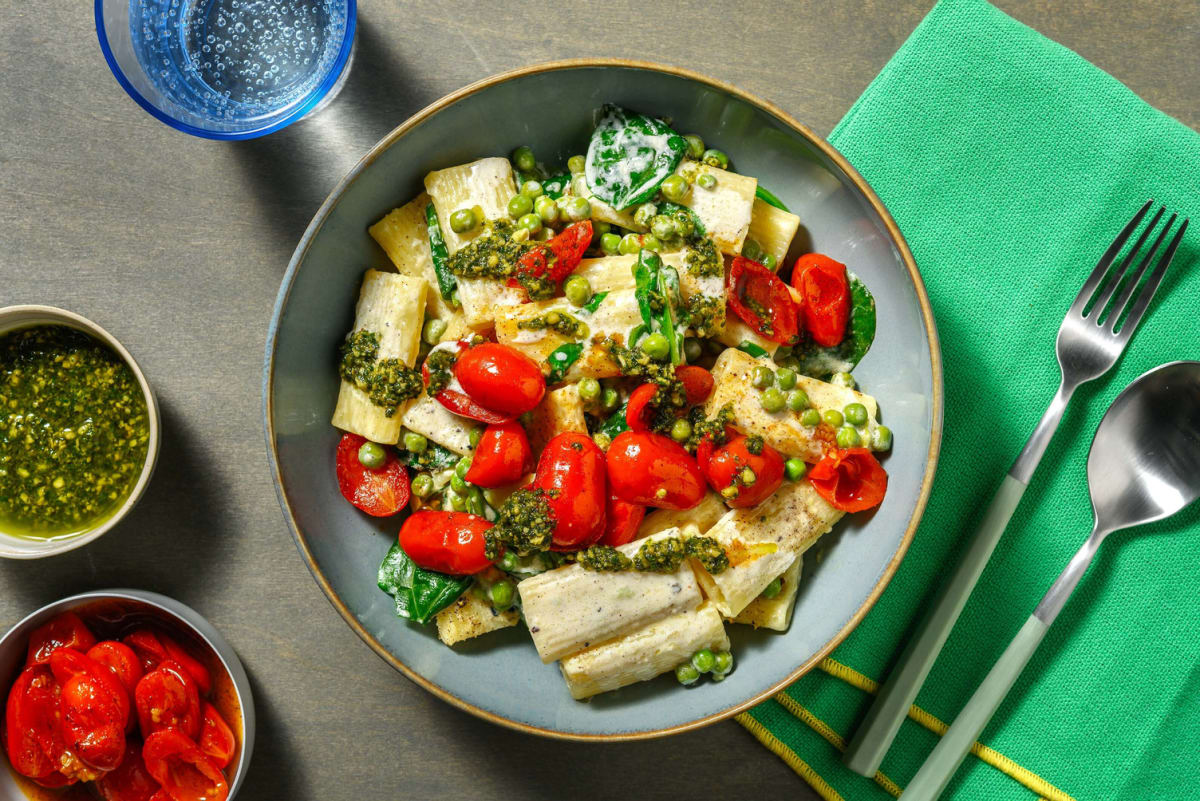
816,658,1076,801
736,712,847,801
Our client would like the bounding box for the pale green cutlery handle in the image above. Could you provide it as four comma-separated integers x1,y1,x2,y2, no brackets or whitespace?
900,615,1050,801
843,475,1028,776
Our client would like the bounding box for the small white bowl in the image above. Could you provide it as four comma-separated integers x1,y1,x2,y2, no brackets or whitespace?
0,305,161,559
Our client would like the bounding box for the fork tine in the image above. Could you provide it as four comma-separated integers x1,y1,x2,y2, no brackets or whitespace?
1069,199,1154,316
1089,205,1165,320
1105,212,1176,332
1115,217,1188,339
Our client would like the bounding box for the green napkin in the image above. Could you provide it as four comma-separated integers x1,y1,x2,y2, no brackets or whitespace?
738,1,1200,799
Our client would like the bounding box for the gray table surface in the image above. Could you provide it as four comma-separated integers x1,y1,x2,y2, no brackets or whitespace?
2,1,1196,798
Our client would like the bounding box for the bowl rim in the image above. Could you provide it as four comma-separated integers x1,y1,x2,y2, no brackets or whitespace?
262,57,944,741
0,305,162,560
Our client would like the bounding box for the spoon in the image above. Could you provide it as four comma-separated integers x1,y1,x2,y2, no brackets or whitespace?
901,361,1200,801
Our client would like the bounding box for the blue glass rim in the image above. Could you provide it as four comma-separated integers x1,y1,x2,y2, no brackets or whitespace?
94,0,357,141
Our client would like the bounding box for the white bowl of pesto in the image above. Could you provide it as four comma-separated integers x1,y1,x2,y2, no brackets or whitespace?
0,305,161,559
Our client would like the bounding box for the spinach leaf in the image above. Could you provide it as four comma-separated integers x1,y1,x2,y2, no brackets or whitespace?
657,266,684,365
632,250,686,365
582,290,609,314
586,105,687,210
596,403,630,440
425,204,457,301
737,340,770,358
397,441,460,470
633,250,658,329
755,185,790,213
793,273,877,378
541,172,571,199
378,542,471,625
546,342,584,382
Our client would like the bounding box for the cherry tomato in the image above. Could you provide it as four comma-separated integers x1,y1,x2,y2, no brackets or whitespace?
88,641,145,698
135,661,201,741
698,434,785,508
606,431,706,510
532,432,607,550
52,649,129,772
727,256,801,345
808,448,888,513
142,729,228,801
792,253,850,347
464,421,532,488
150,792,174,801
514,220,594,287
399,511,494,575
26,612,97,666
625,383,658,432
335,432,410,517
197,703,236,770
123,630,169,674
454,343,545,417
675,365,714,405
95,741,162,801
158,637,212,697
33,770,78,788
600,492,645,547
5,666,59,779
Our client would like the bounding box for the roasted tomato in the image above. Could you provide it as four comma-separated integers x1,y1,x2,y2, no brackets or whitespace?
95,741,162,801
675,365,714,405
625,383,659,433
5,665,60,780
50,648,130,772
606,431,706,510
26,612,96,666
514,220,593,287
792,253,850,347
123,629,169,674
600,492,645,547
157,637,211,697
335,432,410,517
454,343,546,418
808,448,888,512
88,641,145,698
698,434,785,508
532,432,607,550
464,421,532,488
727,256,801,345
198,703,236,770
135,660,201,741
142,729,228,801
399,511,494,575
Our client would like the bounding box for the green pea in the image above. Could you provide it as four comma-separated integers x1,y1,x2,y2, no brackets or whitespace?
822,409,844,428
450,474,469,493
521,179,543,199
468,427,484,448
683,134,705,159
760,388,786,413
761,253,778,271
455,456,472,479
673,213,695,238
740,467,757,486
691,648,716,673
357,441,386,469
641,234,662,252
785,458,806,481
410,473,434,498
564,196,591,222
577,377,601,402
751,365,775,389
449,207,477,233
446,489,467,511
676,663,700,686
593,221,611,236
761,577,782,599
618,233,641,255
422,318,447,345
567,155,586,174
872,425,893,452
697,173,717,190
534,196,559,223
844,402,868,426
600,232,622,255
564,275,592,308
712,650,734,675
671,418,693,443
633,203,658,227
518,213,542,233
403,432,428,454
650,214,678,240
741,239,764,262
800,409,821,427
507,194,533,218
661,174,689,202
702,149,729,169
837,426,861,448
776,368,797,391
601,387,620,411
831,371,856,389
490,579,515,610
512,146,536,173
711,671,726,683
641,332,670,361
498,550,519,572
683,337,702,363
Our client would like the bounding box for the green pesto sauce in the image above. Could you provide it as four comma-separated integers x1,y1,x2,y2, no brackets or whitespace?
604,339,686,410
684,235,722,278
518,311,589,339
424,348,457,397
579,536,728,574
339,330,423,417
446,221,555,300
486,487,557,559
0,325,149,539
685,403,734,452
685,294,725,338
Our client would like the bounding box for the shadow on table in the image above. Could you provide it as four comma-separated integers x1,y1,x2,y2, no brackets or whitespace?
233,665,305,798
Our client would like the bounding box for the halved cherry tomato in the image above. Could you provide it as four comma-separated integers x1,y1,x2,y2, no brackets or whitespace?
33,770,78,788
88,641,145,698
399,511,494,575
454,343,546,418
123,629,169,674
159,637,211,698
625,383,658,432
142,729,228,801
149,792,173,801
335,432,410,517
792,253,850,347
51,648,129,771
135,661,201,741
513,221,594,288
464,421,532,488
532,432,607,550
5,666,58,779
600,492,645,547
26,612,97,666
808,448,888,512
421,341,511,424
675,365,714,405
95,741,162,801
197,703,236,770
606,431,706,510
727,256,801,345
698,434,785,508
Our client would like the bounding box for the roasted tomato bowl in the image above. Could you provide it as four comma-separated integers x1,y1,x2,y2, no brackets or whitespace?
0,591,254,800
265,59,942,740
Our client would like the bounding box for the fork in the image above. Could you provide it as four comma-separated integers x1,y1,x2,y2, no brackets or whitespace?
843,200,1189,777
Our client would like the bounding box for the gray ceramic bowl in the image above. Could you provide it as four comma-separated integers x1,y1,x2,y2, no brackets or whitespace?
264,59,942,740
0,590,254,800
